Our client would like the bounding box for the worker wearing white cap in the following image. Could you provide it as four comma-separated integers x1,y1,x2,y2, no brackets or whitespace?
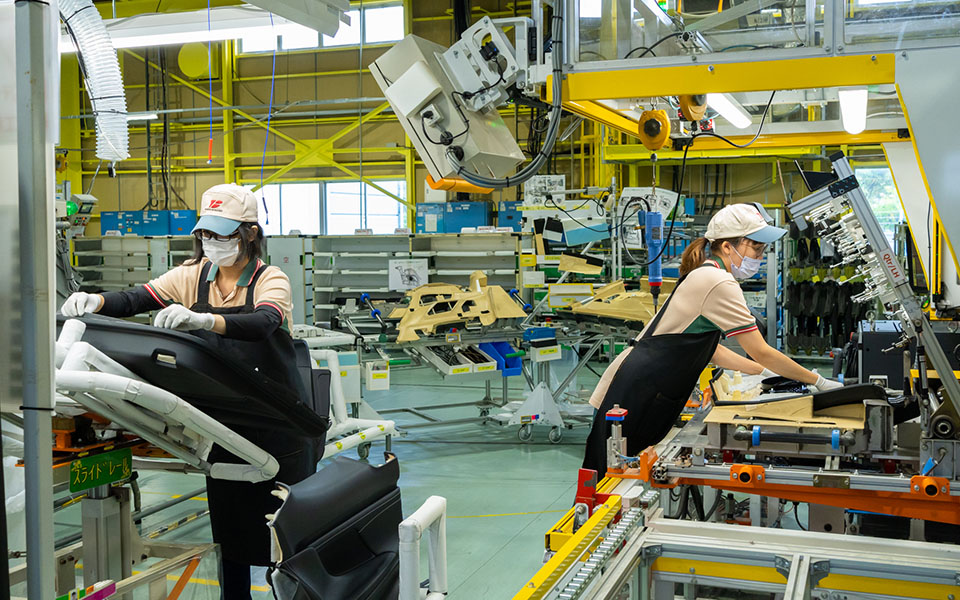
582,202,841,475
61,183,317,599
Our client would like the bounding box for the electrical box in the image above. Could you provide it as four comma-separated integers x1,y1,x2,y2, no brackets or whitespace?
443,201,490,233
416,203,445,234
497,200,523,231
168,210,198,235
101,211,143,236
140,211,170,236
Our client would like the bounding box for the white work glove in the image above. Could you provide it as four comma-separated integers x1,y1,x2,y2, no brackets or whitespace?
61,292,101,317
813,374,843,392
760,368,778,378
153,305,216,332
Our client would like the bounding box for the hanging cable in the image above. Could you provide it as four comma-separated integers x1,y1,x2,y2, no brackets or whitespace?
258,12,278,224
206,0,214,164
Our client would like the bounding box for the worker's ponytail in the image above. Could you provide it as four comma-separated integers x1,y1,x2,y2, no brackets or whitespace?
680,237,708,277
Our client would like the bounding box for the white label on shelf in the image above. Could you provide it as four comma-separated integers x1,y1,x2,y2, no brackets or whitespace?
425,214,438,233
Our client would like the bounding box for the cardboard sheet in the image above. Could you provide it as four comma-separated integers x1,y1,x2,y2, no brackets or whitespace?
705,395,866,430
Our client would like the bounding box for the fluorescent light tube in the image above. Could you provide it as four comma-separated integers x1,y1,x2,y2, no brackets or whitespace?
126,112,158,121
706,93,752,129
838,88,868,134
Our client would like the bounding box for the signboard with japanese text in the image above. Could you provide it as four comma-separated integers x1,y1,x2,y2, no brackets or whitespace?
69,448,132,493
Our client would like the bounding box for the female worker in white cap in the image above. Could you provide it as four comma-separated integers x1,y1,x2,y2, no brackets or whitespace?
61,183,316,599
582,202,841,475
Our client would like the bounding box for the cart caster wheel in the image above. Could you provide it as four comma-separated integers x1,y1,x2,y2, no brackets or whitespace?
518,424,534,442
548,427,563,444
357,442,372,459
479,408,491,417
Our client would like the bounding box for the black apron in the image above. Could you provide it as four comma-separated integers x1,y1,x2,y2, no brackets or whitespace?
582,265,723,475
191,261,317,566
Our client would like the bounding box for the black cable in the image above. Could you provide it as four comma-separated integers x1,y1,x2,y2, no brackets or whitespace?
695,90,777,148
689,485,706,520
624,32,683,59
793,502,807,530
703,490,724,521
546,196,609,232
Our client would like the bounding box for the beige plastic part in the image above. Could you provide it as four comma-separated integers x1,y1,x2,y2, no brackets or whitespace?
559,254,603,275
570,280,668,323
389,270,526,342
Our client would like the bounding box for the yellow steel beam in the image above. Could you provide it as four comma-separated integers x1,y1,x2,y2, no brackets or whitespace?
221,40,236,183
564,101,638,138
59,54,83,195
604,131,902,162
549,54,897,100
251,102,391,192
404,145,416,225
122,49,305,150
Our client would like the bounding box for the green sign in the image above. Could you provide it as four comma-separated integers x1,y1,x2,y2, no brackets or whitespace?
69,448,132,493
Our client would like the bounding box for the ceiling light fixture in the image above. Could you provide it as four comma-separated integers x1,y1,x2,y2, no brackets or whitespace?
706,93,752,129
838,88,868,134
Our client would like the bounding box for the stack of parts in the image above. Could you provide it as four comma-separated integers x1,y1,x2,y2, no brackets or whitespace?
785,222,870,355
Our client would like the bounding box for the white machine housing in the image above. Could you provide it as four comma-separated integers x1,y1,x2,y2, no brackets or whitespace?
370,32,525,182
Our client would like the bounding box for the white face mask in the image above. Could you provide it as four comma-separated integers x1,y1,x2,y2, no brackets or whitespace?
203,238,242,266
730,245,763,279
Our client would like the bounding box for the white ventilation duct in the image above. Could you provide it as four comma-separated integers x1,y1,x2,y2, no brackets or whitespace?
60,0,129,162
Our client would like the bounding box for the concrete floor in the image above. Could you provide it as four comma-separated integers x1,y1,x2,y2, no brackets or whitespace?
43,366,597,599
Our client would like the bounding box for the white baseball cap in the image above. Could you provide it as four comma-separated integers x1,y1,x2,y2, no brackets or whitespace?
705,203,787,244
191,184,260,236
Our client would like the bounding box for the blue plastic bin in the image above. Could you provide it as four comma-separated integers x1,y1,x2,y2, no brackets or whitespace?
479,341,523,377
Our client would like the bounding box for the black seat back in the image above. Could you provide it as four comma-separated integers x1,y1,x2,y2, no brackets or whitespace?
57,315,329,437
269,454,402,600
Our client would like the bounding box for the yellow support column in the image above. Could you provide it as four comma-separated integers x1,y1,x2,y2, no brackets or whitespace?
59,55,83,196
221,40,236,184
403,0,415,227
405,145,416,229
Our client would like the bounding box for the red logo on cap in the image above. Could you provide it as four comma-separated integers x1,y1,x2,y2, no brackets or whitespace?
208,199,224,209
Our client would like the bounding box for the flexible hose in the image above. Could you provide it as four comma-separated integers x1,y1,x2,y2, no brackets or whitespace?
60,0,129,162
445,1,565,188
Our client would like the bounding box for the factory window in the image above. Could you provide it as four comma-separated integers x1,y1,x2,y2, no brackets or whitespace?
240,4,403,54
363,5,404,44
856,167,905,246
323,10,362,47
247,183,322,236
325,180,407,235
282,24,320,50
280,183,323,235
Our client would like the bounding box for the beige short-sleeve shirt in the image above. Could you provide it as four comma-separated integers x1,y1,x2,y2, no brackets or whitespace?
588,258,757,408
144,258,294,329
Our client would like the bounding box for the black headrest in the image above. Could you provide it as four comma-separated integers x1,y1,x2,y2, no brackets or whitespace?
273,453,400,555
